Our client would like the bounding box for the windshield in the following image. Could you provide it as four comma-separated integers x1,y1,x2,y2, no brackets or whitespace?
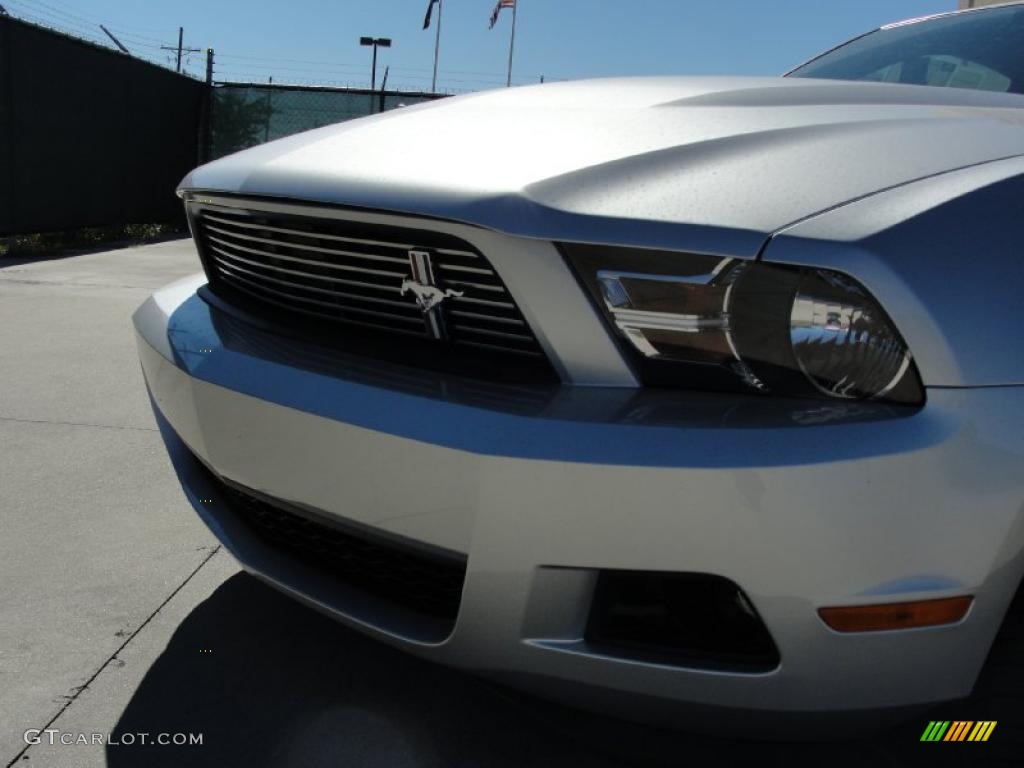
788,5,1024,95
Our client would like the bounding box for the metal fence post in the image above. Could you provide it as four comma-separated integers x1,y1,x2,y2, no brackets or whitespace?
201,48,215,163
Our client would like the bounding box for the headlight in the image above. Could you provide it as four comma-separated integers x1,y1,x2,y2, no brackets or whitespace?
563,243,923,404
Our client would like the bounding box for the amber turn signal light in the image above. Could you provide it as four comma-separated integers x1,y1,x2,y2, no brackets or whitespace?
818,596,973,633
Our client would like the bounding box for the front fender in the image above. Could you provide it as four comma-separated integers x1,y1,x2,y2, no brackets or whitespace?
763,155,1024,387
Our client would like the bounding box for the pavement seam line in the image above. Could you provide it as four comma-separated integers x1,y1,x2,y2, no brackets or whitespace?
5,545,223,768
0,416,158,433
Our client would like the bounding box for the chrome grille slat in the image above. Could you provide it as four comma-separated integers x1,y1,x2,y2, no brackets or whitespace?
443,279,507,294
205,222,411,266
454,339,545,357
449,310,525,327
214,259,419,313
208,245,403,296
223,278,428,338
219,267,425,326
438,263,495,276
206,234,406,280
452,324,536,342
203,210,480,259
449,295,514,309
192,203,551,378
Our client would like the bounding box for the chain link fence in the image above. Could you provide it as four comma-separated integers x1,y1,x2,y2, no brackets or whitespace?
210,83,447,160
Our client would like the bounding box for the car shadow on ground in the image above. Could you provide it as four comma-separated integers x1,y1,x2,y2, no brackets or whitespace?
106,573,982,768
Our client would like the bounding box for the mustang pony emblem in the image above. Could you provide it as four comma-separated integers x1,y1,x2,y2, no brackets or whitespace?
400,279,463,313
403,249,464,339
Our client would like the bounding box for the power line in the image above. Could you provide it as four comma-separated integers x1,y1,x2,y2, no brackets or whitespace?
13,0,536,84
3,1,556,93
5,3,202,76
6,9,107,47
6,0,102,35
213,65,517,88
16,0,106,27
211,57,534,90
110,29,178,47
215,49,544,81
16,0,167,38
9,0,188,64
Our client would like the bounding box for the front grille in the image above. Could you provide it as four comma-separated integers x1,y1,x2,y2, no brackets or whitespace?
212,308,556,416
222,483,467,629
189,199,553,381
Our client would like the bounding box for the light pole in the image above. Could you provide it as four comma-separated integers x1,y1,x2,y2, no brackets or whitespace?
359,36,391,91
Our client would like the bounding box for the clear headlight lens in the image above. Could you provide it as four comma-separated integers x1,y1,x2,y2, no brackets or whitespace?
789,271,912,400
563,243,923,404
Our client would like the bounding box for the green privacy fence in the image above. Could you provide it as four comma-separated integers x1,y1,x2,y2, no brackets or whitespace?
210,83,447,160
0,14,448,235
0,16,206,236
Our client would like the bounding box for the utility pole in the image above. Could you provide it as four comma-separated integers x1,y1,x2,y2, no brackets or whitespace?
161,27,201,74
99,25,129,54
205,48,214,85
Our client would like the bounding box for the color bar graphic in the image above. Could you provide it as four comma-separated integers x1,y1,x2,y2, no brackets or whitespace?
921,721,950,741
944,721,973,741
920,720,996,742
968,721,997,742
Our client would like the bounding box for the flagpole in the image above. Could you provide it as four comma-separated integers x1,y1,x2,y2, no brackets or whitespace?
506,0,517,87
431,0,443,93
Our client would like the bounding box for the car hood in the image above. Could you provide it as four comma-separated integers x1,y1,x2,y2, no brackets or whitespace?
182,76,1024,257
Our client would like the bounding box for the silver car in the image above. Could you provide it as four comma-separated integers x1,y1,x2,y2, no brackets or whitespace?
134,4,1024,733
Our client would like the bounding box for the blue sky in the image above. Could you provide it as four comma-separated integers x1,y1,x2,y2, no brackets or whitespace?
5,0,952,91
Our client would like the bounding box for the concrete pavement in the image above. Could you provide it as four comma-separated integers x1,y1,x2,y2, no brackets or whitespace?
0,239,229,765
0,240,1006,767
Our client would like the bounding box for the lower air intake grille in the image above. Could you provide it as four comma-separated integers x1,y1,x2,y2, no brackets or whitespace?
189,198,553,381
586,571,780,672
222,483,467,629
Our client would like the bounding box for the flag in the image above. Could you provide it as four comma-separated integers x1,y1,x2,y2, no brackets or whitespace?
489,0,515,29
423,0,440,30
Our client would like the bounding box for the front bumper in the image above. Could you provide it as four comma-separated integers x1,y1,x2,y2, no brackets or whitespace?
134,272,1024,725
